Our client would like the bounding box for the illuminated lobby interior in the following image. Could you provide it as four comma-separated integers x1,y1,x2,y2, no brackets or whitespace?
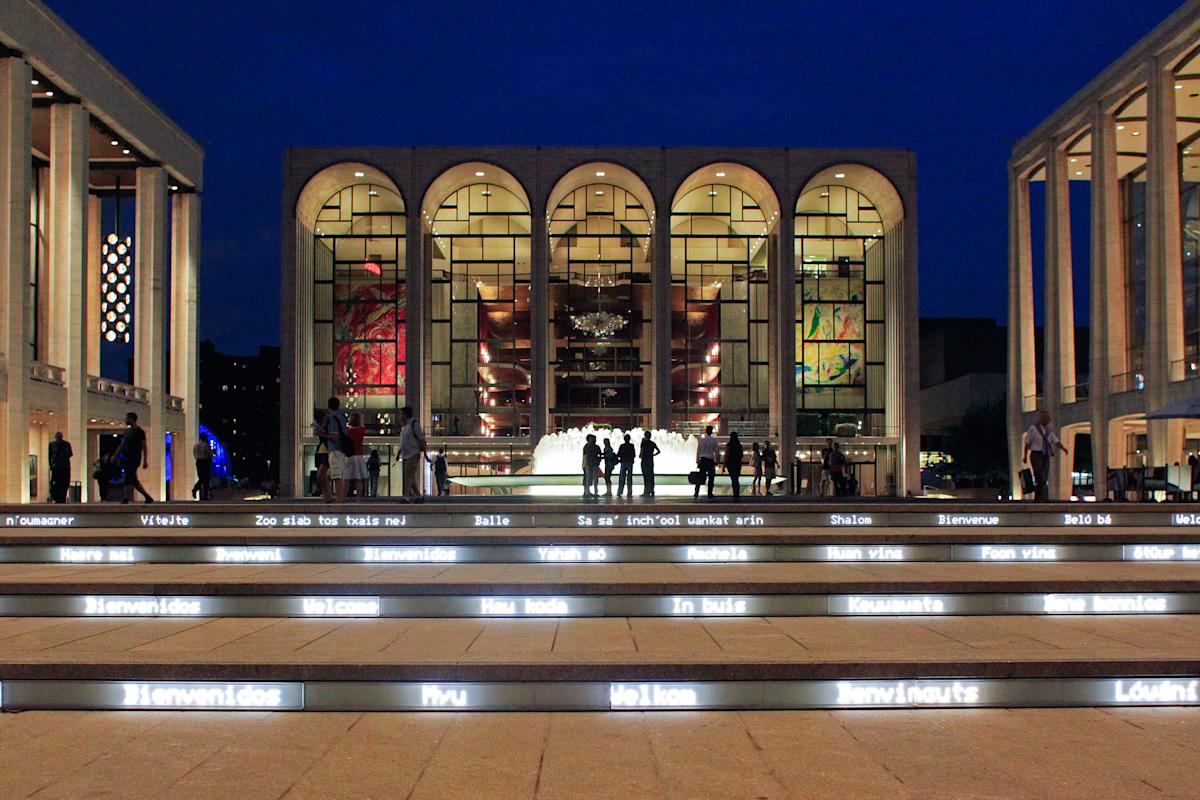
282,149,919,497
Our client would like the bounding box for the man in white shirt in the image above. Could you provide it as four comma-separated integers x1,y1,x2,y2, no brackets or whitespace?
396,406,427,501
1023,411,1069,501
695,425,719,498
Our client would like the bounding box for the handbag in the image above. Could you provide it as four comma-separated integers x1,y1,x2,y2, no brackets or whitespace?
1019,468,1035,495
688,470,703,485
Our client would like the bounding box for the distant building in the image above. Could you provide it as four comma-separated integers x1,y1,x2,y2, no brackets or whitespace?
1009,0,1200,498
920,318,1008,454
199,342,280,484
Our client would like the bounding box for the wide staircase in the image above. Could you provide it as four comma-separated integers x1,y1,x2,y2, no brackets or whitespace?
0,500,1198,797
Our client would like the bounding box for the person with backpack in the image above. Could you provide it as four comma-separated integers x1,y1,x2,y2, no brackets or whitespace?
428,446,450,496
1023,411,1068,502
318,397,350,503
617,434,636,498
601,437,618,497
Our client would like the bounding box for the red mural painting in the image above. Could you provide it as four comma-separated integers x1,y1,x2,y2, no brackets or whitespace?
334,283,406,396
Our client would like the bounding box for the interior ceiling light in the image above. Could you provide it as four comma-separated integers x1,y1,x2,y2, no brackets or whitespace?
44,90,54,97
122,148,130,154
170,184,179,191
595,171,606,177
1176,83,1184,90
715,171,726,177
1075,171,1083,176
353,171,365,178
834,172,846,179
474,171,485,177
1132,131,1141,136
30,79,39,86
110,139,119,146
1117,124,1125,130
595,190,604,195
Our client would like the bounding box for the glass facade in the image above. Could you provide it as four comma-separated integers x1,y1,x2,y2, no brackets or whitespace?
794,185,886,436
311,183,407,433
670,183,772,429
1182,141,1200,364
548,183,652,431
1122,172,1147,375
429,183,532,437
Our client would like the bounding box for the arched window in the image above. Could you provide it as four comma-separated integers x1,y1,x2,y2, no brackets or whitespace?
426,170,532,437
308,180,406,430
548,165,653,430
670,166,778,431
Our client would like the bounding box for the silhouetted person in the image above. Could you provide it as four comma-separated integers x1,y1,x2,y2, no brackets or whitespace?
830,441,848,496
761,441,778,496
429,446,450,496
750,442,762,496
318,397,350,503
724,431,744,500
602,437,618,497
366,450,381,497
192,433,213,501
113,412,153,504
582,434,602,498
396,405,427,500
617,434,636,498
639,432,660,497
695,425,718,498
48,431,72,503
1023,411,1068,502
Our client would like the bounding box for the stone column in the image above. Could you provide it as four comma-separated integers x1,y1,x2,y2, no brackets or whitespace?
0,58,32,503
529,200,548,441
652,192,672,430
1090,104,1126,496
134,166,168,497
171,192,200,500
1007,166,1036,497
86,194,101,376
1145,56,1186,468
1043,142,1076,498
48,102,89,499
405,203,424,427
775,211,797,491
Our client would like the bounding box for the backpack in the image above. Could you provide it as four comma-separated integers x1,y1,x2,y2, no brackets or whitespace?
330,414,353,454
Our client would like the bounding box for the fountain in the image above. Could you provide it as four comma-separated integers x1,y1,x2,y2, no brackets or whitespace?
528,425,700,496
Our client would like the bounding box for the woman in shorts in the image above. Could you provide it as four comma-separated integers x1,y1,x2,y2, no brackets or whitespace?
346,413,369,498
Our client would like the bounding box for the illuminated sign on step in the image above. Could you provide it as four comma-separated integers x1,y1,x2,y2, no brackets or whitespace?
119,682,299,709
834,680,982,706
299,597,380,617
360,546,458,562
610,683,699,709
83,596,203,616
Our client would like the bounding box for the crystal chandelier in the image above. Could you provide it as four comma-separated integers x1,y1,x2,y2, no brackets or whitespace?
569,310,627,339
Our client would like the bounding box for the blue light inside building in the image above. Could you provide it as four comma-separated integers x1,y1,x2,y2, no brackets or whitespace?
199,424,231,481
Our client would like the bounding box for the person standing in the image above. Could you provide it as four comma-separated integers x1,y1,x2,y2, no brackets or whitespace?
819,438,834,497
92,457,111,503
396,406,427,501
829,441,848,496
48,432,73,503
1023,411,1068,502
366,450,382,497
582,434,602,498
724,431,744,500
617,434,636,498
694,425,719,499
113,412,153,504
318,398,350,503
602,437,618,497
761,441,778,496
192,433,214,501
750,442,762,496
639,431,660,497
429,446,450,496
346,413,367,499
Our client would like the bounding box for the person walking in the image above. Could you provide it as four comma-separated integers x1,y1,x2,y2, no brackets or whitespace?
312,409,331,500
602,437,618,497
694,425,719,498
1023,411,1068,501
724,431,745,500
48,432,73,503
819,438,835,497
366,450,381,497
750,442,762,496
346,413,368,499
113,412,153,504
318,398,350,503
582,434,602,498
192,433,214,501
396,405,427,501
617,433,636,498
429,446,450,496
761,440,778,496
639,431,660,497
829,441,848,496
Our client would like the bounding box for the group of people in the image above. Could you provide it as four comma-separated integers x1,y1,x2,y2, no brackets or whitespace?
312,397,448,503
578,428,783,500
818,438,856,497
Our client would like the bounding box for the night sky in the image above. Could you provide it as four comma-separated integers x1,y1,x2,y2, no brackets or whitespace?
46,0,1184,353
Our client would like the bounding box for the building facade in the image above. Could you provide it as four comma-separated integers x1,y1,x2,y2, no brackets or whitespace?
282,148,918,496
1008,0,1200,499
0,0,202,502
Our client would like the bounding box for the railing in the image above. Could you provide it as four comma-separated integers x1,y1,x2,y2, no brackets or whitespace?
29,362,65,386
1063,382,1090,403
1022,394,1043,413
1110,371,1146,394
86,375,149,404
166,395,185,412
1170,359,1200,382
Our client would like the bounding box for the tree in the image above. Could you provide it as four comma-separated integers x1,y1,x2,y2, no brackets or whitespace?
944,398,1009,487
